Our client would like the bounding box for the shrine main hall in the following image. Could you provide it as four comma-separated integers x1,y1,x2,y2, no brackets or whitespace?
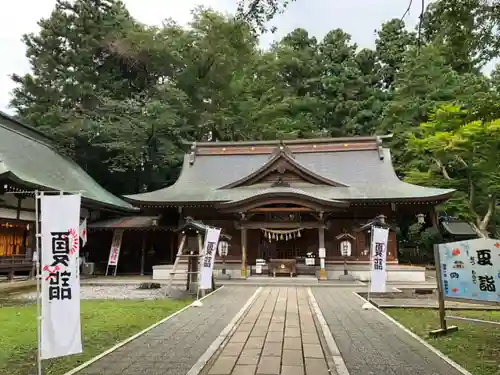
120,136,453,282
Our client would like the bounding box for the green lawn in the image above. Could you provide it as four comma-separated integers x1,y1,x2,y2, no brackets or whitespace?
387,308,500,375
0,298,192,375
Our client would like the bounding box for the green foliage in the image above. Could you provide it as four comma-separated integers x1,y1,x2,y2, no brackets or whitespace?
7,0,500,237
406,105,500,236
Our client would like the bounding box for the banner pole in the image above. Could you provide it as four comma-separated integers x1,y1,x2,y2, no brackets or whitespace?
35,191,42,375
192,230,206,307
363,224,376,310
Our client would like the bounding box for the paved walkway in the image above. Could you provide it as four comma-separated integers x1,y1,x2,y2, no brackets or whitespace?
203,287,332,375
71,286,468,375
312,288,465,375
77,287,257,375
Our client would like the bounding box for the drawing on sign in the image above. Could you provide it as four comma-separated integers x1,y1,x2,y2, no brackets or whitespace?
437,238,500,303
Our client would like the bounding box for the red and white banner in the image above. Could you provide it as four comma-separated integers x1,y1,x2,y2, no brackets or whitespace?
107,230,123,267
79,218,87,247
40,194,82,359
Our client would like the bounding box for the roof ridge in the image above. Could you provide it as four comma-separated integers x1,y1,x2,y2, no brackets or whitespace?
184,134,393,148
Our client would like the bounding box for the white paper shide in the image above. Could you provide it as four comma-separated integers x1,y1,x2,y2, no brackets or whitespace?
199,227,221,289
40,194,82,359
369,227,389,293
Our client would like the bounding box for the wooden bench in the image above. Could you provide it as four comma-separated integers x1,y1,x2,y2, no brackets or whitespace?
0,256,33,280
268,259,296,277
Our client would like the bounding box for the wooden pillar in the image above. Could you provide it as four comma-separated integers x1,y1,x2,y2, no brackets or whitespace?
318,224,327,280
140,232,147,276
241,228,247,278
430,206,439,227
170,234,175,264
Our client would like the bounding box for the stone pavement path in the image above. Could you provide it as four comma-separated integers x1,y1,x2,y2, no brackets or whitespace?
203,287,333,375
312,288,465,375
76,287,257,375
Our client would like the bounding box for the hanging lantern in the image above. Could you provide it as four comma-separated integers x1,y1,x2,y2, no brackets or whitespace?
297,230,301,238
280,233,284,240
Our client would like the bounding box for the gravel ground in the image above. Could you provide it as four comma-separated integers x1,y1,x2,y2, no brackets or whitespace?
15,284,185,300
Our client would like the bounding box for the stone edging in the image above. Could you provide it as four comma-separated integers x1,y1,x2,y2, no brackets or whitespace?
352,292,472,375
307,288,351,375
186,287,263,375
62,286,226,375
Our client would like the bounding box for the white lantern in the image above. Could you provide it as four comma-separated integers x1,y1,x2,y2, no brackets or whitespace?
416,213,425,224
340,240,351,257
218,240,229,257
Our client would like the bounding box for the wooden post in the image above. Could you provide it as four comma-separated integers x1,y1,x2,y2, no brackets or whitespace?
140,232,147,276
318,225,327,280
430,244,458,336
186,253,192,292
241,228,247,278
170,235,175,264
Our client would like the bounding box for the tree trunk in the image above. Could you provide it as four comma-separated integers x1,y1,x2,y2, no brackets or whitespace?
470,222,489,238
470,196,496,238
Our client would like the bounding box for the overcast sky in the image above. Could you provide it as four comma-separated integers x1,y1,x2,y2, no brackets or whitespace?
0,0,423,114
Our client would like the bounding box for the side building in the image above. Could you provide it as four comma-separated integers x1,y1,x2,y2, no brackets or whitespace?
0,111,137,279
125,136,455,282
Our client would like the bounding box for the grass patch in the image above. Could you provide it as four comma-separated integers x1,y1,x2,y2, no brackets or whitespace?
0,298,192,375
387,308,500,375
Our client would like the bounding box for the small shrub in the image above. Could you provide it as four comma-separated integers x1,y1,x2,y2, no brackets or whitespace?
138,282,162,290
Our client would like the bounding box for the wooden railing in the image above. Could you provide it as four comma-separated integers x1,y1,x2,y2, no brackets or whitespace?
0,255,33,280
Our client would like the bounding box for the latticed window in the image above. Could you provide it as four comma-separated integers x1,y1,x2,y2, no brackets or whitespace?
0,223,27,257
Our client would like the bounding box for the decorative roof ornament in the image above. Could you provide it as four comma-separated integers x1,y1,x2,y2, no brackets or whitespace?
376,136,384,160
188,142,197,165
271,176,290,187
269,140,295,159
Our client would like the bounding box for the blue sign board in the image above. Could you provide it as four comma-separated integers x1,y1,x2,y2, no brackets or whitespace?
438,239,500,303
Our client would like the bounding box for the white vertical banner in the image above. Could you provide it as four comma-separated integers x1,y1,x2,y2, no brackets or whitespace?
107,230,124,267
40,194,82,359
199,227,221,289
369,226,389,293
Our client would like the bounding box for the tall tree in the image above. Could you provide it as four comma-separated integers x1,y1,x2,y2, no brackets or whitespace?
375,19,416,90
422,0,500,73
236,0,294,33
379,44,489,175
406,105,500,237
11,0,142,126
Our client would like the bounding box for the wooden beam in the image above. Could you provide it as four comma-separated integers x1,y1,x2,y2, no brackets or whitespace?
236,221,326,229
249,207,314,212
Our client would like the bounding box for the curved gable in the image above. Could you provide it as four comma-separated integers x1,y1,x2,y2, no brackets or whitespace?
220,145,348,189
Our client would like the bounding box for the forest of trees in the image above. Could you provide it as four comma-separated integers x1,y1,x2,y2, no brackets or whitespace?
8,0,500,238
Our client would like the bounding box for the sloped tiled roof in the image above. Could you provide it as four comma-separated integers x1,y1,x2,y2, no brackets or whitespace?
0,111,137,212
125,138,454,205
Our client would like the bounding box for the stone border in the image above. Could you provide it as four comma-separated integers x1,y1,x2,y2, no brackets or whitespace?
373,303,500,311
307,288,351,375
352,292,472,375
62,286,226,375
186,287,263,375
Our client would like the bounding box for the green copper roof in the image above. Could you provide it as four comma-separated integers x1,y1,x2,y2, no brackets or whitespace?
125,140,454,204
0,112,137,212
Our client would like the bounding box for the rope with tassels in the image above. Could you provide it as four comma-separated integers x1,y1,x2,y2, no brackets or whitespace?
262,228,303,242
